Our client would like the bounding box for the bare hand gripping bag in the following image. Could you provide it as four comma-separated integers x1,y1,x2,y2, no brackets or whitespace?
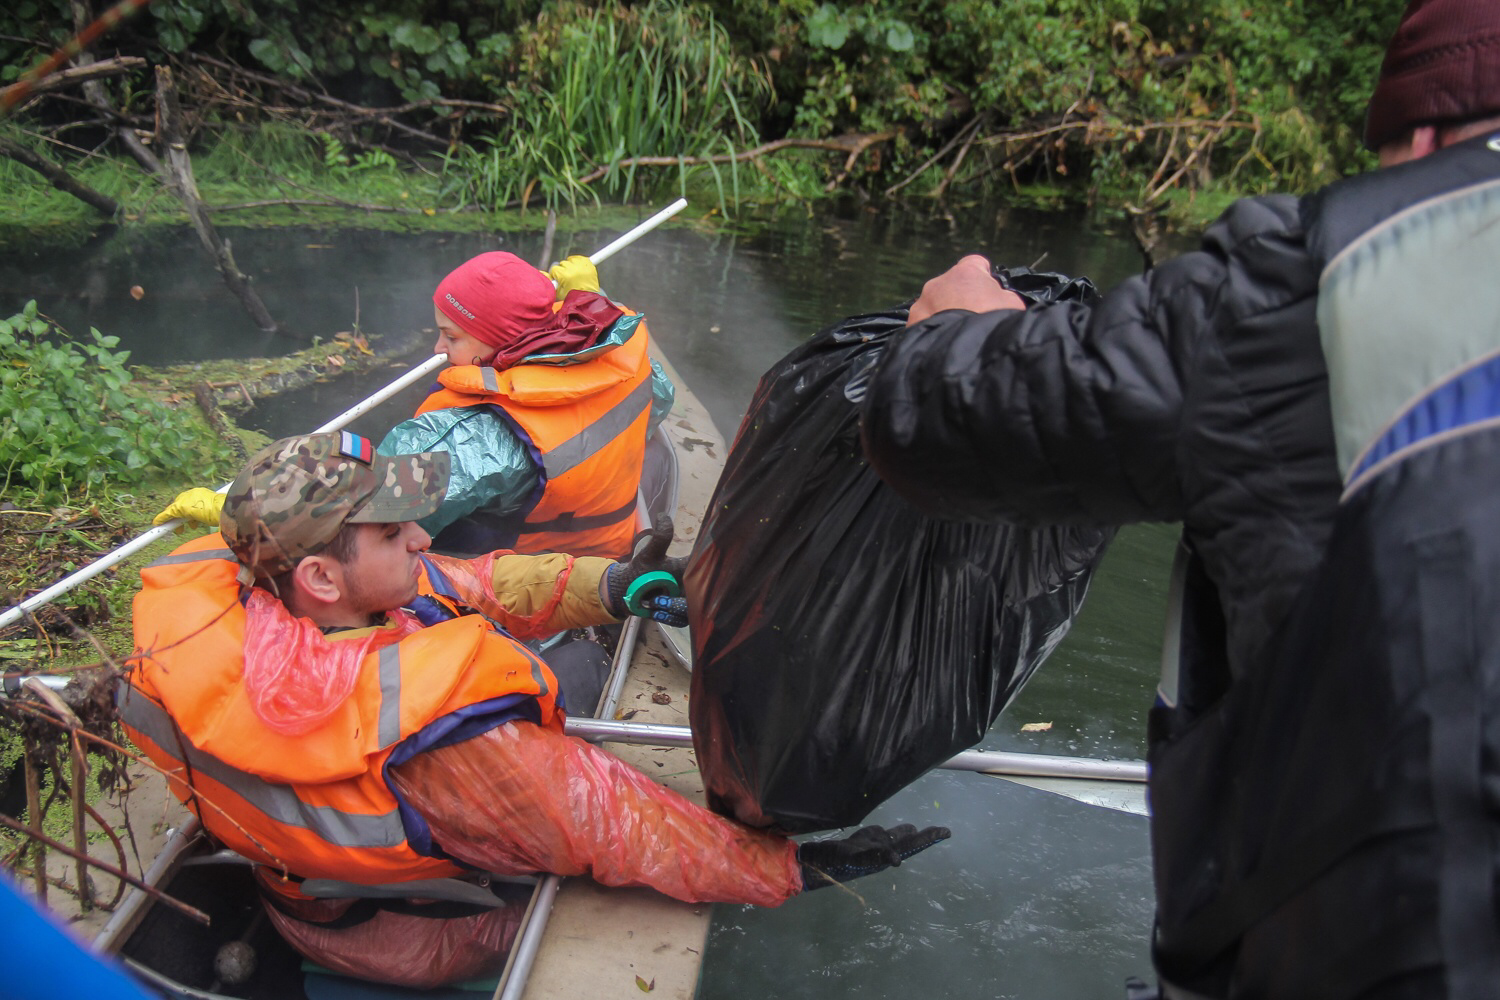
685,267,1114,834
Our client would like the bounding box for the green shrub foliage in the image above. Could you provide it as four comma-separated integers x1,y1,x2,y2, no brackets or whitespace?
1,0,1404,208
0,303,207,502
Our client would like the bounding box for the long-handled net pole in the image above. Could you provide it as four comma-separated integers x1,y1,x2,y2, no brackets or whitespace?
0,199,690,632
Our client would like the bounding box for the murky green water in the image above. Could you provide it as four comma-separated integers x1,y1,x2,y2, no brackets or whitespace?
0,199,1184,998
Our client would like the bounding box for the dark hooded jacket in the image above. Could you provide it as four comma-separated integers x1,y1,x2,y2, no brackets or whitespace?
862,133,1500,999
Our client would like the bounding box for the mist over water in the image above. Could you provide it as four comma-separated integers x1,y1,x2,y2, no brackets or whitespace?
1,199,1179,998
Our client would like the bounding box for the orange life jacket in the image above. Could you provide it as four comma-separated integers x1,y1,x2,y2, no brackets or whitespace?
416,315,654,559
119,533,563,886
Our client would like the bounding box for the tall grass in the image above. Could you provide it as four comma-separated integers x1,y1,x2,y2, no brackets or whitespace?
456,0,770,213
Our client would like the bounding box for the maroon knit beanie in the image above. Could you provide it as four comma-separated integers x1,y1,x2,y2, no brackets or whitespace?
1364,0,1500,150
432,251,556,349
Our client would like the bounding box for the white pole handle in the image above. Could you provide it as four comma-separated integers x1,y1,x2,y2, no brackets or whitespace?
587,198,687,267
0,201,689,632
0,357,449,631
312,354,447,433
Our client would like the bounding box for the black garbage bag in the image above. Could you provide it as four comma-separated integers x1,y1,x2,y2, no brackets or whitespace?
686,267,1113,834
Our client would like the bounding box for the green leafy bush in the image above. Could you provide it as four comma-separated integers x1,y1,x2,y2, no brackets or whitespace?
0,303,210,503
457,0,771,211
0,0,1408,214
143,0,533,104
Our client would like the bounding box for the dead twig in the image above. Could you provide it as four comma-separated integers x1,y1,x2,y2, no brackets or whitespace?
886,113,984,197
24,679,94,911
0,0,153,116
934,114,988,200
572,133,901,189
24,750,45,904
80,798,129,911
183,52,507,150
6,666,292,877
1144,111,1236,205
0,812,210,925
0,55,145,108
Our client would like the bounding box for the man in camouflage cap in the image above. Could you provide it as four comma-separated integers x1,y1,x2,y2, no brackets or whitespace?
129,430,947,990
221,431,450,579
157,429,692,629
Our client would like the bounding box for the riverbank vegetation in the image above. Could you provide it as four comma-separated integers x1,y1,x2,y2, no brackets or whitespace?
2,0,1401,228
0,299,378,666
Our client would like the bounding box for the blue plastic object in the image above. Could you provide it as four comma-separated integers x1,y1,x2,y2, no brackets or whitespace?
0,873,154,1000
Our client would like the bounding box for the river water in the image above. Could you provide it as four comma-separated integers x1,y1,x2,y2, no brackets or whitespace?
0,200,1183,999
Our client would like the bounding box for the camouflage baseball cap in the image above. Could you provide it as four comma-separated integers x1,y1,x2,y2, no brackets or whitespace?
221,431,449,577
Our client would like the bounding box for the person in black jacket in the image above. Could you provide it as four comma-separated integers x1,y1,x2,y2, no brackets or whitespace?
861,2,1500,997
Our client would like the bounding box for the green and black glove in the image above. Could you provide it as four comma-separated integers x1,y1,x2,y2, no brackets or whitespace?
604,514,689,628
797,824,951,891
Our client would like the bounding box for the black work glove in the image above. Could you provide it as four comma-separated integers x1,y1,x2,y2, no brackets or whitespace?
797,823,951,891
604,514,689,628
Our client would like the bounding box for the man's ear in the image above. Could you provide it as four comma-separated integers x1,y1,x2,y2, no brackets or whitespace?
1378,125,1439,167
291,554,345,606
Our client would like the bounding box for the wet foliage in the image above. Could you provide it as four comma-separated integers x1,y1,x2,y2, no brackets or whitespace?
1,1,1403,221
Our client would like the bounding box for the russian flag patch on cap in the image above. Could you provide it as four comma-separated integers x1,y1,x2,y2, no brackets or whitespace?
338,431,374,464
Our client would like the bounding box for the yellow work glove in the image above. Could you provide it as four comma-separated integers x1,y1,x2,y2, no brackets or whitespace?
152,487,225,531
547,255,601,298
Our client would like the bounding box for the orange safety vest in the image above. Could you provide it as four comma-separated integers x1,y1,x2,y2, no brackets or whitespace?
416,316,654,559
119,533,563,886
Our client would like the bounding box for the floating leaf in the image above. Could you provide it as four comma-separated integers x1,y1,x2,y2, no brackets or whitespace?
1020,721,1052,732
635,975,655,992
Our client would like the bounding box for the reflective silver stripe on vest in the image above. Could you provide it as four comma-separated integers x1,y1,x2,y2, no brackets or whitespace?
146,546,239,568
509,637,553,701
480,367,500,393
117,685,407,850
376,644,403,749
539,377,652,480
1318,175,1500,482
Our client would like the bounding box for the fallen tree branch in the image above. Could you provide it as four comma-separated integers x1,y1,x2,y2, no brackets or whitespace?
886,113,983,197
63,3,167,192
0,0,152,115
1144,110,1238,205
573,132,901,188
0,135,118,216
153,65,287,337
933,113,988,200
974,114,1258,150
208,196,417,214
0,55,145,108
183,52,509,149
